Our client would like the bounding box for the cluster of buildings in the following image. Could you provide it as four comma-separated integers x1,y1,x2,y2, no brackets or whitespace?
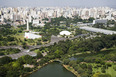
0,7,116,26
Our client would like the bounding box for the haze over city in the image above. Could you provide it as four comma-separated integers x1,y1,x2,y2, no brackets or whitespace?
0,0,116,77
0,0,116,8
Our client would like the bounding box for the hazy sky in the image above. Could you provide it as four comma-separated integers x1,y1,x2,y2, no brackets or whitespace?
0,0,116,8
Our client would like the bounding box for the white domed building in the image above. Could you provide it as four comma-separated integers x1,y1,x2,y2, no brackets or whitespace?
59,31,71,37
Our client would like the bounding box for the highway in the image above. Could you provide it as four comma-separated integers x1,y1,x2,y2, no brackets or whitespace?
0,34,88,59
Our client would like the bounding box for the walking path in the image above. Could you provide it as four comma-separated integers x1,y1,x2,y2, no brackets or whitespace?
0,34,87,59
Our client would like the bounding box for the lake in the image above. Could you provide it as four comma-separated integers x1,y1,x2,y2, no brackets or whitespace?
29,62,76,77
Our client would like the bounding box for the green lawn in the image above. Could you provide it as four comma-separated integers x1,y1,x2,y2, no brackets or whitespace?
92,63,116,77
14,33,24,41
106,65,116,77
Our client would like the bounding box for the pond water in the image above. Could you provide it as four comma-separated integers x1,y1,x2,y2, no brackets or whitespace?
69,57,77,61
69,56,84,61
29,62,76,77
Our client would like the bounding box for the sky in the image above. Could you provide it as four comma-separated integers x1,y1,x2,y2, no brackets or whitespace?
0,0,116,8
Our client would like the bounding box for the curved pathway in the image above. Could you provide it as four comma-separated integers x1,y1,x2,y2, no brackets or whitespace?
0,34,88,59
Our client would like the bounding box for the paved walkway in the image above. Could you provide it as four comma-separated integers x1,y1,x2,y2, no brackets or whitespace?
0,34,87,59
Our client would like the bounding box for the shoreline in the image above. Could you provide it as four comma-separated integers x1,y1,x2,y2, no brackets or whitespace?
22,60,54,77
22,60,78,77
63,65,80,77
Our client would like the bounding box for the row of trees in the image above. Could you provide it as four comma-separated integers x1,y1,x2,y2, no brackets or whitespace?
0,48,20,56
0,34,116,77
93,20,116,31
64,34,116,53
36,34,116,77
0,24,19,46
36,34,116,62
0,51,43,77
50,16,94,26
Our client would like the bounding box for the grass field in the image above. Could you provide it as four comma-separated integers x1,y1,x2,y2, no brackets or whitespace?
91,62,116,77
106,65,116,77
85,63,116,77
86,48,116,77
14,33,24,40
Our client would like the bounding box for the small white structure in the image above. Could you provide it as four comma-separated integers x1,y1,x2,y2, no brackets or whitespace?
60,31,71,36
23,64,34,68
33,19,39,25
37,23,45,27
33,19,45,27
25,32,42,39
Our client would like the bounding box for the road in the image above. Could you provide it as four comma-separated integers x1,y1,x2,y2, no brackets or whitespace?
0,34,88,59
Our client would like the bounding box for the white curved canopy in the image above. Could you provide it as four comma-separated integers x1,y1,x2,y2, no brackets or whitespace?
60,31,71,36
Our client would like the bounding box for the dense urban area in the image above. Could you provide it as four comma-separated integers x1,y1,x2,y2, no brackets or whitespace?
0,6,116,77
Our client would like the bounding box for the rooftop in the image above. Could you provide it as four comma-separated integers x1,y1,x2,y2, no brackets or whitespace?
80,26,116,35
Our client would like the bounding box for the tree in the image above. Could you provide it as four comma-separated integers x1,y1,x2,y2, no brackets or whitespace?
63,59,70,65
74,66,79,71
80,63,87,69
92,41,103,52
98,74,111,77
81,72,89,77
88,17,95,22
0,66,7,77
77,67,84,74
101,67,106,73
0,56,12,65
113,66,116,71
6,70,20,77
69,60,76,66
21,55,33,64
12,61,21,68
54,49,64,58
23,67,32,72
22,45,29,49
93,72,101,77
87,65,93,71
22,42,29,49
37,52,43,58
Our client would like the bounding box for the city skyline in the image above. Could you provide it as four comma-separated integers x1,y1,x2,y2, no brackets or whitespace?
0,0,116,8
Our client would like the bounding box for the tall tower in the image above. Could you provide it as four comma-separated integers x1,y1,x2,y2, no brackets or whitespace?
27,19,29,31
